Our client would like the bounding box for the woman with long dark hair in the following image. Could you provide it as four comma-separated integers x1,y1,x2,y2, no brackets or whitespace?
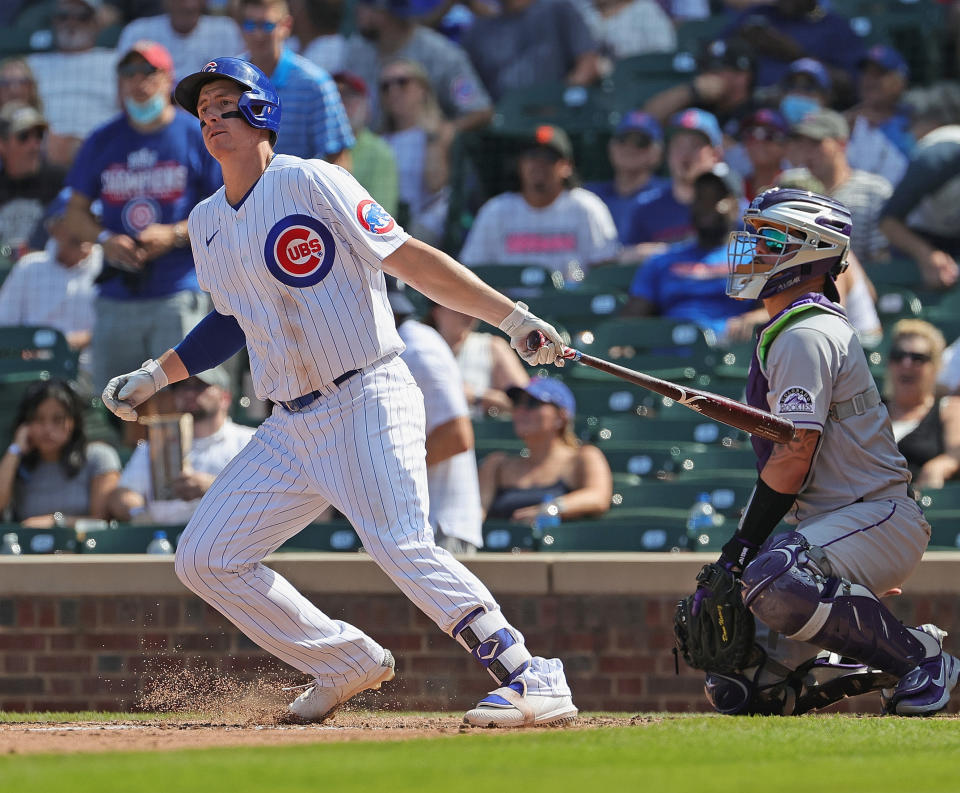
0,378,120,527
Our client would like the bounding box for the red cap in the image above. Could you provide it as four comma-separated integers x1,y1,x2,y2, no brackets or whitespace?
333,71,368,97
120,40,174,75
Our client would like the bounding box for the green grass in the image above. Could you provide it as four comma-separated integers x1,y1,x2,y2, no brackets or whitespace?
2,714,959,793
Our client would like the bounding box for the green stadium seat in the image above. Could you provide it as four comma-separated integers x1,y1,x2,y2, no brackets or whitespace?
482,521,539,552
572,264,636,294
588,413,746,447
277,522,360,552
674,14,736,54
536,515,684,551
0,326,80,442
79,524,174,554
875,287,924,321
468,263,563,298
866,257,924,289
0,525,80,554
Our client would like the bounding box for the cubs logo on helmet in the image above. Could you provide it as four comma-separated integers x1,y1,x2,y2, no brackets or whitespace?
263,214,336,287
203,61,218,71
356,199,396,235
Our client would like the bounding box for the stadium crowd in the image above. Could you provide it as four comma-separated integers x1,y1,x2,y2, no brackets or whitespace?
2,0,960,551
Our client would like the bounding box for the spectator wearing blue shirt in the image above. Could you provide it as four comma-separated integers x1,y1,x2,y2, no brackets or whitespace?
584,110,668,244
724,0,865,99
623,165,763,341
623,108,723,260
64,41,223,394
846,44,913,187
241,0,354,167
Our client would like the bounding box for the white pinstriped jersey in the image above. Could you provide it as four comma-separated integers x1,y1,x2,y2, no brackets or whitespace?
187,154,410,402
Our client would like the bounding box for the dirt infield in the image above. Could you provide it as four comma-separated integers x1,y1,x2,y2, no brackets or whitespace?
0,713,648,755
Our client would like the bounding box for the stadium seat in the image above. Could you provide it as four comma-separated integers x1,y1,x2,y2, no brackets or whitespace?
468,263,563,299
79,524,175,554
536,515,685,552
481,521,539,552
0,525,80,554
277,522,361,552
0,326,80,441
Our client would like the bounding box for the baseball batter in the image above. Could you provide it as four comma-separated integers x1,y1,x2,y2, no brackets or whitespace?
101,58,576,727
686,188,959,715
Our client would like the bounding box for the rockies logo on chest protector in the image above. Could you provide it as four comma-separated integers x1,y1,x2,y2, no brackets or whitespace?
263,213,336,287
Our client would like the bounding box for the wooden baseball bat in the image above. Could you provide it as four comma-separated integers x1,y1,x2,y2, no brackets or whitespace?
526,331,795,444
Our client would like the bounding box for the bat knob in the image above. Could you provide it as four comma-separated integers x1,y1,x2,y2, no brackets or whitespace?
525,330,547,352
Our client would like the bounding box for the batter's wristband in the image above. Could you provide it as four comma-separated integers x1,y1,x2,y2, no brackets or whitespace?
722,478,796,568
498,302,530,335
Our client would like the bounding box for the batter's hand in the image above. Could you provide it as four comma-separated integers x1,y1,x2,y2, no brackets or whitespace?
101,359,169,421
498,302,565,367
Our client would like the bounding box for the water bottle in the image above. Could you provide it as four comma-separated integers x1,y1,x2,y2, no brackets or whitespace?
685,492,715,551
1,532,22,555
532,496,562,542
145,530,174,555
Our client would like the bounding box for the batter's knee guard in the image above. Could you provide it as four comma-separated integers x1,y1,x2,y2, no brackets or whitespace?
741,532,934,677
453,608,532,687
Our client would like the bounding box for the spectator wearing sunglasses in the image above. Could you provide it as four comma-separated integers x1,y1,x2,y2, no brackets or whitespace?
479,377,613,524
116,0,245,84
736,108,788,202
240,0,354,167
883,319,960,491
0,103,66,258
26,0,120,167
63,41,222,397
379,58,452,245
0,57,43,114
584,110,668,244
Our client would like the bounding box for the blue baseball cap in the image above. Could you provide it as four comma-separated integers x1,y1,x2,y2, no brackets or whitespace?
860,44,909,79
668,107,723,148
615,110,662,143
740,108,789,137
508,377,576,416
786,58,831,93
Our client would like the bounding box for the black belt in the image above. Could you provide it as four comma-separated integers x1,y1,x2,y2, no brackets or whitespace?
277,369,359,412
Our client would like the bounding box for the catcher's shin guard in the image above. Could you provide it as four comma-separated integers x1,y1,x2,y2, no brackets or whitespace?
453,608,532,686
741,532,937,677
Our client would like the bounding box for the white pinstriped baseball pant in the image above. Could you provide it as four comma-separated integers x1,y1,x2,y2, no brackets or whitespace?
174,355,569,695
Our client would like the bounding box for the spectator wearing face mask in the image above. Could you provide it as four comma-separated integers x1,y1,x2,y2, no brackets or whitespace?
63,41,222,396
777,57,830,127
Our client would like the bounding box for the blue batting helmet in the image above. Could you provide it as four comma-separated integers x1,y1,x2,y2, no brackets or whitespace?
174,57,281,143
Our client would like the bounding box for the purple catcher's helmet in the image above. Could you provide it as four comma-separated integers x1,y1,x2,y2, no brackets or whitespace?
174,57,281,144
726,188,852,300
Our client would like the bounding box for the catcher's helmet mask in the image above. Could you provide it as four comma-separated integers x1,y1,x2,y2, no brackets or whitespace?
175,57,281,144
726,188,852,301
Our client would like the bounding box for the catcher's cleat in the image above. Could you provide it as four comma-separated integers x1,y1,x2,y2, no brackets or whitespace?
883,626,960,716
792,654,898,715
463,679,578,728
287,649,395,722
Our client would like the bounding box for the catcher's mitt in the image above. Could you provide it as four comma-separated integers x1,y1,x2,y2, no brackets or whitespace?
674,562,756,672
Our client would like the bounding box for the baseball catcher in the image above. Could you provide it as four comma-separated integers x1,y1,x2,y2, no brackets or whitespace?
674,188,959,716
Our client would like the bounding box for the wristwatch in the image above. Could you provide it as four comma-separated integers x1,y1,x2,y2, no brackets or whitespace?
173,221,189,248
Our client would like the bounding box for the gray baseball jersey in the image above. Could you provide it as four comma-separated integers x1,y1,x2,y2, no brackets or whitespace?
762,309,910,521
187,154,408,402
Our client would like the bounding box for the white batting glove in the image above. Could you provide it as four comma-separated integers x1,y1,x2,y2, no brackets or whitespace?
101,359,169,421
498,302,566,367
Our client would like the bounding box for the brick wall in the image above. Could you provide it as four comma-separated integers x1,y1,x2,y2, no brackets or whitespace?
1,554,959,714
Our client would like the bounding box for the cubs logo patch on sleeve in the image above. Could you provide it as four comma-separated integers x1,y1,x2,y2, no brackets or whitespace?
356,199,396,234
778,386,815,414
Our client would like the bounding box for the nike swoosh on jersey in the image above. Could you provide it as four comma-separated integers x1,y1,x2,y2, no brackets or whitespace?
206,229,220,247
